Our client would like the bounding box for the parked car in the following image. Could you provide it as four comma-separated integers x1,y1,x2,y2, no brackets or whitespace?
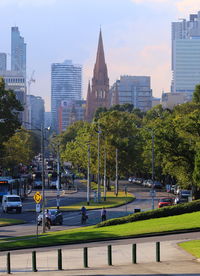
38,209,63,225
128,177,133,183
158,198,174,208
180,190,191,199
146,179,153,188
153,181,163,189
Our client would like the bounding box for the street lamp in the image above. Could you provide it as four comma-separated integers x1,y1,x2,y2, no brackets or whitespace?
115,148,119,196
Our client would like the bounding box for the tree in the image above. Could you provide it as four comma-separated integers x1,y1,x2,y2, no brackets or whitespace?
0,77,23,148
3,129,39,176
193,84,200,103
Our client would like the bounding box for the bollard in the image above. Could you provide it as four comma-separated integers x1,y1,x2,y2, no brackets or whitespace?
58,249,62,270
132,244,137,264
32,251,37,272
107,245,112,266
156,242,160,262
83,247,88,268
7,252,11,274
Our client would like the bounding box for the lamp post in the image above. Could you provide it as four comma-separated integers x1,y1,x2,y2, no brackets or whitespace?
103,145,107,201
151,131,155,210
87,143,90,205
97,123,101,202
56,143,61,210
41,124,46,233
115,148,118,196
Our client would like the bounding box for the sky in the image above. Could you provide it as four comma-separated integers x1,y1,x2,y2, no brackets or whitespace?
0,0,200,111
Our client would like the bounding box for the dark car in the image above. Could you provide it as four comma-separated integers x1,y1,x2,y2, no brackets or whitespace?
158,198,174,208
38,209,63,225
153,181,163,189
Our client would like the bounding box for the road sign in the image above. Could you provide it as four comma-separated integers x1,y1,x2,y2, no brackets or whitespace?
36,203,41,212
150,190,156,197
33,191,42,203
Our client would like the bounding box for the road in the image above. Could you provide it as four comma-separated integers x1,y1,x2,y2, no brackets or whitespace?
0,180,173,238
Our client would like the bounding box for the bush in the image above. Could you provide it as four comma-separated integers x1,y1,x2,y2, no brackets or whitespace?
96,200,200,228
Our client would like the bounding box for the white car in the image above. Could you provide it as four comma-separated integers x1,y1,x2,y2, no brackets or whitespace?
2,195,22,213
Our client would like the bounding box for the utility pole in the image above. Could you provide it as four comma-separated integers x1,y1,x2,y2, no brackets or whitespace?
87,143,90,205
97,123,101,202
41,124,45,233
151,131,155,210
115,148,118,196
103,145,107,201
56,144,60,209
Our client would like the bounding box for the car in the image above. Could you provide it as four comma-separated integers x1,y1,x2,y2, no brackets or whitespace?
180,190,191,199
158,197,174,208
2,195,22,213
37,209,63,225
153,181,163,189
128,177,133,183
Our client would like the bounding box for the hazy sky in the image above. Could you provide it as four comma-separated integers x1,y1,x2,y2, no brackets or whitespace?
0,0,199,111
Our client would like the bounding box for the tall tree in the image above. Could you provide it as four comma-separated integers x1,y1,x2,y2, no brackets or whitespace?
0,77,23,146
193,84,200,103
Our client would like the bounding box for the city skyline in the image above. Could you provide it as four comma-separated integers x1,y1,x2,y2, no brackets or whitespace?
0,0,199,111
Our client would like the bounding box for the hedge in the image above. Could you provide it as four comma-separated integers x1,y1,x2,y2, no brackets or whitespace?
96,199,200,228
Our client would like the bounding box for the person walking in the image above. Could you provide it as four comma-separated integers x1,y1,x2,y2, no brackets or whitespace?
101,207,107,221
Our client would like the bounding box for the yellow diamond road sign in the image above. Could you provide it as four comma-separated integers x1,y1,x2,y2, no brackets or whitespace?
33,191,42,203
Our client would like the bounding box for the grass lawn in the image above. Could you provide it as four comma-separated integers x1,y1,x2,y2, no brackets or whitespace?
51,191,134,211
0,218,25,227
179,240,200,258
1,211,200,251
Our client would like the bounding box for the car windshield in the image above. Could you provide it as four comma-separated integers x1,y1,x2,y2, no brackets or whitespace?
160,198,172,202
50,210,56,215
7,197,20,202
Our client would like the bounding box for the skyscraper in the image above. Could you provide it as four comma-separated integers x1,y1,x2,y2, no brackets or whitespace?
11,27,26,77
0,53,7,71
85,30,109,121
110,76,152,112
27,95,45,130
51,60,82,132
172,12,200,95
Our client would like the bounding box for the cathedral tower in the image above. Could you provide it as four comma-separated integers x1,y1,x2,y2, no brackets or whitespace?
85,30,109,121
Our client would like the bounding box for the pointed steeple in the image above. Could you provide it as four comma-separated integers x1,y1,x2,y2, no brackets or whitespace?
93,29,108,85
86,29,110,121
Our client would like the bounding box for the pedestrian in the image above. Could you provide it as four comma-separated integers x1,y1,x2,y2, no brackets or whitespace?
81,206,88,224
45,209,51,229
101,207,107,221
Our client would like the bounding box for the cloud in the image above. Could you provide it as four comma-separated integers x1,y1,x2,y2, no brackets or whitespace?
131,0,200,15
175,0,200,14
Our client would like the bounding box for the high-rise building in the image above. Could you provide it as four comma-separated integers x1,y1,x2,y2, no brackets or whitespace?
85,30,109,121
58,100,86,133
110,76,152,112
172,11,200,96
1,71,26,123
27,95,45,130
0,53,7,71
51,60,82,132
11,26,26,77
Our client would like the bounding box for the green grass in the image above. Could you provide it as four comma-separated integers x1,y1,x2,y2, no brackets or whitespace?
50,191,134,211
179,240,200,258
0,218,25,227
1,211,200,251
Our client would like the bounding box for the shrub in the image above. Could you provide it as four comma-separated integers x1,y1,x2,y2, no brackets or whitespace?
96,200,200,228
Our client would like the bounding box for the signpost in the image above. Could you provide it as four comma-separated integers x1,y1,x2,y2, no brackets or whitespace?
33,192,42,238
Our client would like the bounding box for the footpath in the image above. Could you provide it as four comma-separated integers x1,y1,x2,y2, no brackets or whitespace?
0,238,200,276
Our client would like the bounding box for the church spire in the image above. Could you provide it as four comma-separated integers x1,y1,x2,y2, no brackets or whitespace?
93,29,108,84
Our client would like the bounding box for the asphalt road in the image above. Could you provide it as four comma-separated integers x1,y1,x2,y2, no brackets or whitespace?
0,180,173,238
